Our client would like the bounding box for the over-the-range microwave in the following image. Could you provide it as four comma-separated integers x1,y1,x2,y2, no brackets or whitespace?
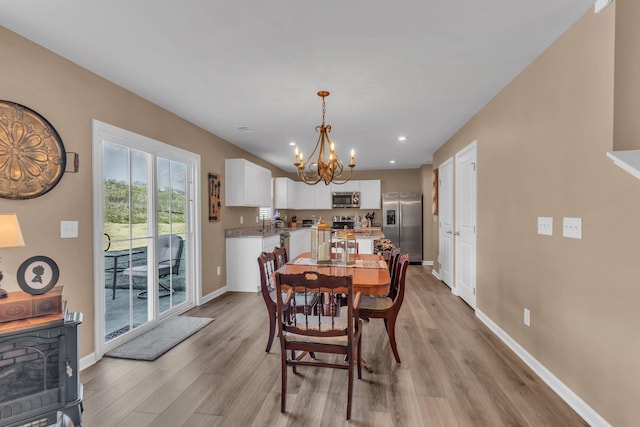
332,191,360,208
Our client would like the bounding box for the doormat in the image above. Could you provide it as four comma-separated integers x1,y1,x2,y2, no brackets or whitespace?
105,316,214,361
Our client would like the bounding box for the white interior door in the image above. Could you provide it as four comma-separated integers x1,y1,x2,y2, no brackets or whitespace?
454,141,477,308
438,157,454,287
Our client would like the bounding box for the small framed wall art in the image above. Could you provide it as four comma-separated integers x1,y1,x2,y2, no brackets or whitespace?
17,255,60,295
208,173,221,221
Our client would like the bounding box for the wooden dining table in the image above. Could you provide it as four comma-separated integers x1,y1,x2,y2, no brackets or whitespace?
275,252,391,296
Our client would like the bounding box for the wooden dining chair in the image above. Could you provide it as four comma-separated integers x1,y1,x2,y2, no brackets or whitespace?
273,246,288,269
275,271,362,421
358,253,409,363
387,247,401,280
257,252,320,352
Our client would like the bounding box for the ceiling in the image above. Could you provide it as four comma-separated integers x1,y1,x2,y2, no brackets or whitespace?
0,0,594,172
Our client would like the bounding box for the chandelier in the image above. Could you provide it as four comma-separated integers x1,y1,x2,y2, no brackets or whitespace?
294,91,355,185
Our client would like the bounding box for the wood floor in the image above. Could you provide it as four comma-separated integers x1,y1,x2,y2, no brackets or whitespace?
80,266,587,426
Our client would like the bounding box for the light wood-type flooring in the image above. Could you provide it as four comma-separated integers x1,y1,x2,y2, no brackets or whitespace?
80,266,588,426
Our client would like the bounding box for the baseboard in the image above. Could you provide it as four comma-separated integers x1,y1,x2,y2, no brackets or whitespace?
476,309,611,427
432,269,441,280
200,285,228,305
421,260,433,266
80,353,97,371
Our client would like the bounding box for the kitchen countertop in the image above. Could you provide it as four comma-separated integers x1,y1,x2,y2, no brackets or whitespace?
225,226,308,238
225,226,384,239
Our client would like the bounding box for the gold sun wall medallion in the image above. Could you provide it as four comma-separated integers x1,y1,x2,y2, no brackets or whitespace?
0,100,66,199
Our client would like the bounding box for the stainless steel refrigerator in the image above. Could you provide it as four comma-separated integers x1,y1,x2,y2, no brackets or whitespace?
382,192,422,263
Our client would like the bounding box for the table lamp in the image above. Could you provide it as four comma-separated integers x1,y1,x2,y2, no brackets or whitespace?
0,213,26,299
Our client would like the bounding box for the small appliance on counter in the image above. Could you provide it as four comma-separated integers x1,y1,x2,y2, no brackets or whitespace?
301,219,314,228
332,215,354,230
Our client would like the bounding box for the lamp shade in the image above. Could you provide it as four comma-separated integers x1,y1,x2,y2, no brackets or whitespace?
0,214,25,248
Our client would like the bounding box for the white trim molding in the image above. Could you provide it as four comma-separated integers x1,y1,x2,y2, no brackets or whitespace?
476,309,612,427
200,285,228,305
432,269,441,280
421,260,433,266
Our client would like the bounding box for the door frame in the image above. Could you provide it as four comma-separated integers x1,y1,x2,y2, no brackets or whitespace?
454,140,477,308
91,120,202,359
438,157,454,287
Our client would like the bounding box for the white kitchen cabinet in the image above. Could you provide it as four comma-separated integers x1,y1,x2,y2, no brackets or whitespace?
274,177,298,209
315,184,332,209
296,182,332,210
331,180,360,193
359,179,381,209
297,182,315,209
226,233,284,293
225,158,272,207
289,228,311,259
226,237,263,292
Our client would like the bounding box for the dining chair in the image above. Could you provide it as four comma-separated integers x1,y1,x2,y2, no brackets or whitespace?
273,246,288,269
257,252,319,353
275,271,362,420
358,253,409,363
387,247,401,281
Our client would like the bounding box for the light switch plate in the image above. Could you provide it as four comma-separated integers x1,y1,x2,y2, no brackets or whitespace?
60,221,78,238
524,308,531,327
537,217,553,236
563,217,582,239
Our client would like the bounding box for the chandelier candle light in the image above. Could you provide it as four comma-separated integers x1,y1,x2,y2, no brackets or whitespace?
294,91,355,185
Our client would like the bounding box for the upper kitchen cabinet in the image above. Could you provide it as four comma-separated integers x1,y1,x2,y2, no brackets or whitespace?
297,182,332,210
225,158,272,207
331,180,360,193
359,179,381,209
274,177,298,209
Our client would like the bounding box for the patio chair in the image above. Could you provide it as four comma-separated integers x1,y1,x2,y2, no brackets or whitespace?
122,234,183,299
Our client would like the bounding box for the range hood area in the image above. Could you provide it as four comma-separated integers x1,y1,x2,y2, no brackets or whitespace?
607,150,640,180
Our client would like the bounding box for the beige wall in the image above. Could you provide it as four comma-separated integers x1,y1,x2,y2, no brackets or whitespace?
433,6,640,426
614,0,640,151
0,26,287,357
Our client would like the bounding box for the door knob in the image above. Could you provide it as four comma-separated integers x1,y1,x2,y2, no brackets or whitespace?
446,230,452,234
454,231,460,236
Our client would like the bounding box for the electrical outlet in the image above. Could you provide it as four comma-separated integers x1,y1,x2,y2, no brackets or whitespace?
256,215,259,223
524,308,531,327
537,217,553,236
563,217,582,239
240,216,244,224
217,266,221,276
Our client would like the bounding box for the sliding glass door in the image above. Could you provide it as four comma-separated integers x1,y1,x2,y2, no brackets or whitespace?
93,120,200,357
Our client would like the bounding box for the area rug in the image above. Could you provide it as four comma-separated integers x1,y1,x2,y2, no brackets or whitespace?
106,316,214,361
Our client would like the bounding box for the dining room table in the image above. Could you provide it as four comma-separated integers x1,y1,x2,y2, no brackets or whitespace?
275,251,391,296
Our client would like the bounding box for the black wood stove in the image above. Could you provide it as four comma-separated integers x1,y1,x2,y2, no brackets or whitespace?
0,313,83,427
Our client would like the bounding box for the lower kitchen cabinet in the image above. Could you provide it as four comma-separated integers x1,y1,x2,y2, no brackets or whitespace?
226,235,280,292
289,228,311,259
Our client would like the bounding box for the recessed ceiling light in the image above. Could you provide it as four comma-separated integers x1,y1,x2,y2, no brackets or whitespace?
390,160,396,164
236,126,252,132
289,142,296,146
398,136,406,141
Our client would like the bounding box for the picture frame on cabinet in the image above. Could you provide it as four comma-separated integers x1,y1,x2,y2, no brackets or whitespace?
209,173,221,221
17,255,60,295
